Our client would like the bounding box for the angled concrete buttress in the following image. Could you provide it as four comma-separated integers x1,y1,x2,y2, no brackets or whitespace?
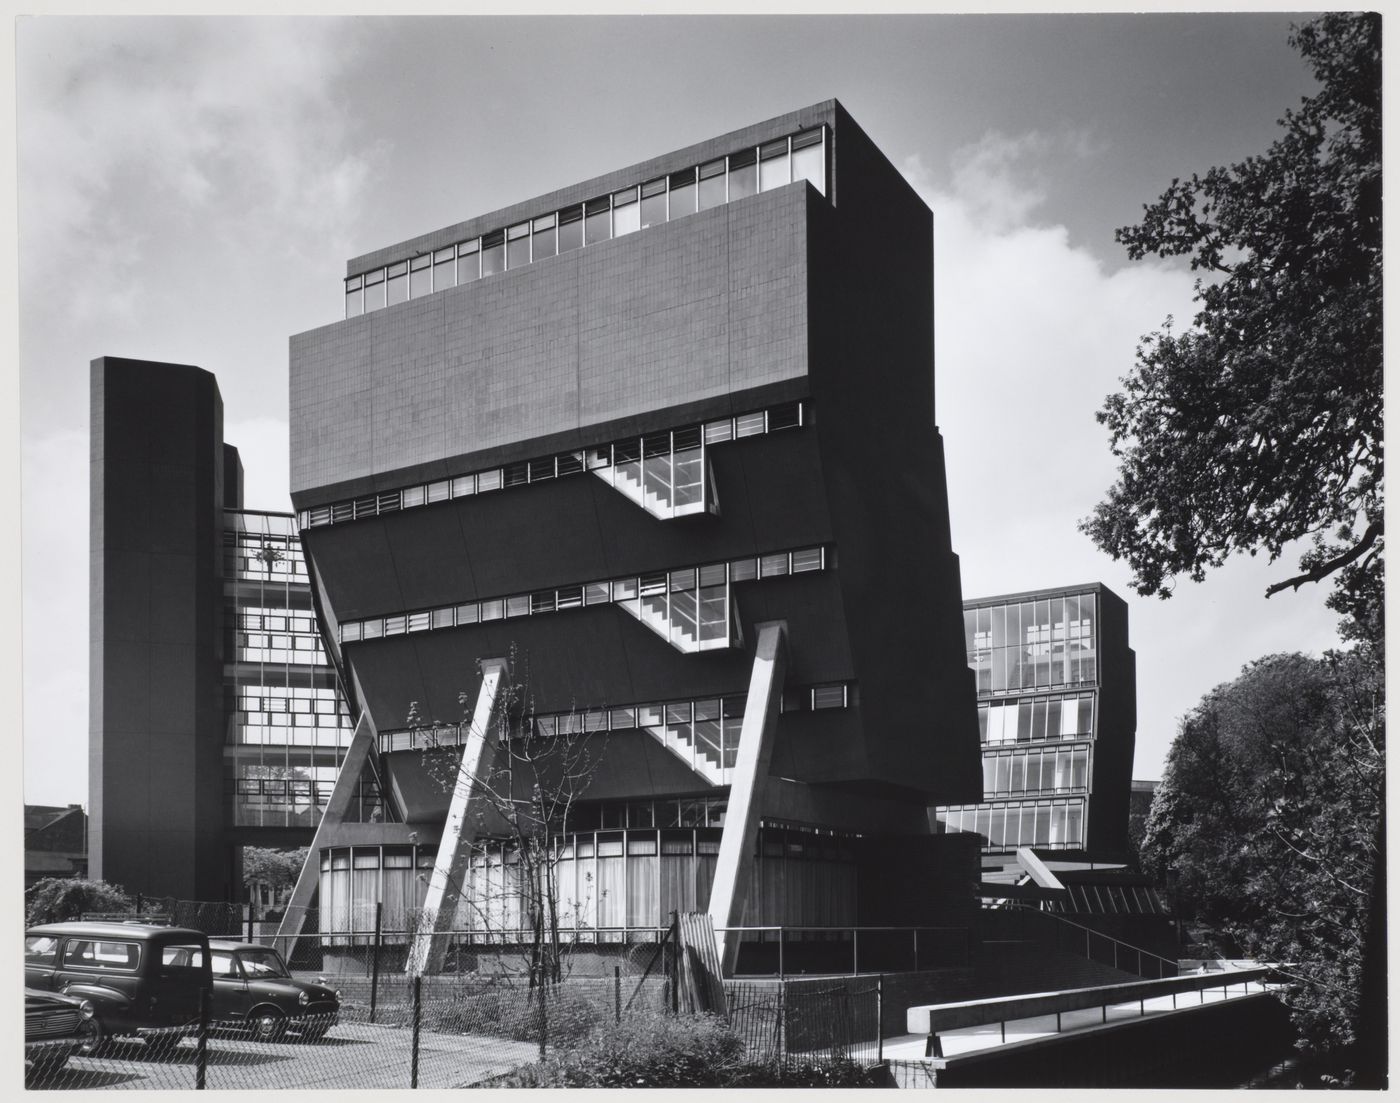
708,621,787,976
405,658,509,976
277,711,380,944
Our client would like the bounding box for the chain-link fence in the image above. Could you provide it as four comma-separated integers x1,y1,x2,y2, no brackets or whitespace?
26,973,885,1089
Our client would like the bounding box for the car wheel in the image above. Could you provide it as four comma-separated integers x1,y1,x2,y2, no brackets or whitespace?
76,1017,104,1057
249,1007,287,1042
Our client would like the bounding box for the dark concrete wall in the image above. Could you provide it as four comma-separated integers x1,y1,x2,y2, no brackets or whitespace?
90,357,229,900
291,184,811,502
1087,587,1136,858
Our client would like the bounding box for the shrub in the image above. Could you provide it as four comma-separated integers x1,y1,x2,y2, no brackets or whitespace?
25,878,133,926
530,1010,745,1088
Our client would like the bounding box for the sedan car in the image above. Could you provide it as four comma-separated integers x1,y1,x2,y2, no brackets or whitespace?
25,988,102,1079
207,940,339,1041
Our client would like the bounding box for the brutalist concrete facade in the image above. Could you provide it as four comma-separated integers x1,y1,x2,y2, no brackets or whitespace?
90,357,232,900
289,101,982,931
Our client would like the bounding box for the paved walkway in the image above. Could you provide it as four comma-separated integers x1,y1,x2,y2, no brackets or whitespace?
32,1023,540,1091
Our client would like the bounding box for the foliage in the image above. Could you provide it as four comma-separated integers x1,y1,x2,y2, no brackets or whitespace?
494,1006,880,1088
1140,647,1383,1057
1083,13,1382,643
26,877,134,926
241,847,307,892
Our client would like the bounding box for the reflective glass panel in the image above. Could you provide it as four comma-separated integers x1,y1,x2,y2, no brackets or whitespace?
481,231,504,276
668,169,696,218
506,222,531,268
728,149,757,200
409,255,431,298
532,214,557,259
558,206,583,252
584,197,612,244
698,159,726,209
640,178,667,228
613,187,640,235
792,129,825,194
386,261,408,305
433,247,456,291
457,240,481,284
759,139,790,191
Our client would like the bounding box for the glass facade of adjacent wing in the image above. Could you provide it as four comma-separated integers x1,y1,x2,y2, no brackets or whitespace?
222,512,355,828
936,589,1103,853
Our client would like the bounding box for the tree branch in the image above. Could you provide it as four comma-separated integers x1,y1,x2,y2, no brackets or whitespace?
1265,520,1383,598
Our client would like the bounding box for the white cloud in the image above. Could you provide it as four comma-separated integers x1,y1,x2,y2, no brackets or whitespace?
904,135,1342,779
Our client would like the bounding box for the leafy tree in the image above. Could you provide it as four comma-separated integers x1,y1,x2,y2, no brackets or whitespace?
1083,13,1382,643
242,847,308,895
1140,648,1383,1064
25,877,134,925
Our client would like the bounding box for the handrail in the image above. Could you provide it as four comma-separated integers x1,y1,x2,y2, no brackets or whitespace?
908,966,1275,1058
992,904,1179,976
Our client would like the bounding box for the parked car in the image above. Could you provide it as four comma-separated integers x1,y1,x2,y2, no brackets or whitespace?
207,940,340,1041
25,921,212,1051
25,988,102,1078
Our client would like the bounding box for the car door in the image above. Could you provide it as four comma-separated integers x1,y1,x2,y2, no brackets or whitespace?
24,935,61,991
209,949,250,1023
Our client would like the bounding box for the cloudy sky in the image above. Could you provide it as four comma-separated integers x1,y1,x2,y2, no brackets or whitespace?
17,11,1345,807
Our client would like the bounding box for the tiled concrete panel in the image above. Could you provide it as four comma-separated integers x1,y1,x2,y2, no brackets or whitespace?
291,187,812,498
577,208,732,424
289,315,374,496
370,294,447,476
442,255,582,458
727,186,808,392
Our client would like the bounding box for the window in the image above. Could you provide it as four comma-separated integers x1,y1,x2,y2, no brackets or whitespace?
668,168,696,219
345,275,363,318
584,197,612,244
506,222,531,269
26,936,59,965
640,177,667,228
759,138,790,191
613,187,640,236
363,268,386,312
792,128,825,194
433,246,456,291
386,261,408,305
698,159,726,210
728,147,758,201
558,205,583,252
481,230,504,276
65,939,139,971
532,214,557,259
457,239,481,284
811,684,847,710
409,254,431,298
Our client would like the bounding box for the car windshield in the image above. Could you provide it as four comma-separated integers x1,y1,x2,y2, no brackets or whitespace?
236,949,290,978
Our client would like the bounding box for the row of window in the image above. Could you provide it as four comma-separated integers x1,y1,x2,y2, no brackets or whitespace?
234,686,344,712
298,400,804,531
233,644,330,667
979,693,1095,745
935,798,1086,850
979,744,1090,797
230,725,350,748
378,681,851,755
338,544,829,646
236,613,318,634
344,128,827,318
965,595,1099,696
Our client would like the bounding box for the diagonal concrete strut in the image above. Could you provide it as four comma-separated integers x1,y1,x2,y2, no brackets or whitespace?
708,621,787,977
277,709,380,946
405,658,509,976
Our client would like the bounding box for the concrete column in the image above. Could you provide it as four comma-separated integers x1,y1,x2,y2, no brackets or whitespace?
277,711,380,942
708,622,787,976
405,658,509,976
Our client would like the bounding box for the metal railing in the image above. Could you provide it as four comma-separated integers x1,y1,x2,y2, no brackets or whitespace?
988,906,1179,978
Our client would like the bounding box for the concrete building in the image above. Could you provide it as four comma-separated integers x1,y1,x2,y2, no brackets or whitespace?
933,583,1137,866
280,101,985,967
89,357,353,901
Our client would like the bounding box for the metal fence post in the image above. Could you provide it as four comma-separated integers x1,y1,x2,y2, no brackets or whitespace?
614,966,622,1024
538,981,548,1061
195,987,210,1090
778,927,785,979
852,928,859,976
410,975,422,1089
876,974,884,1064
370,902,383,1024
247,901,255,943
